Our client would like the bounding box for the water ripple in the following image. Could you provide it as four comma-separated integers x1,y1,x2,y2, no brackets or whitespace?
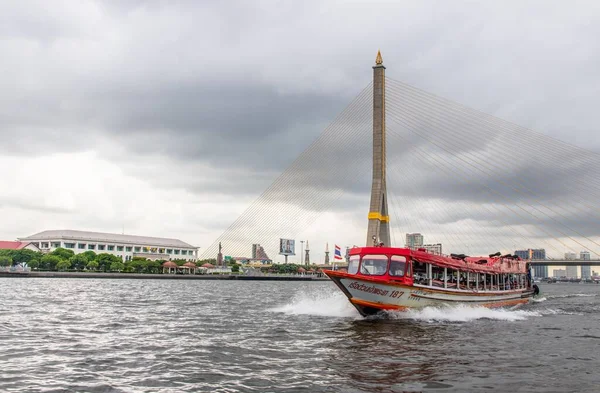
1,278,599,392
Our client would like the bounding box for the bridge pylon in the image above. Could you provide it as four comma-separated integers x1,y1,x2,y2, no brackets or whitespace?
366,50,390,246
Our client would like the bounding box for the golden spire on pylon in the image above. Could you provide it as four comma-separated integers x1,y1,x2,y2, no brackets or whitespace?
375,50,383,65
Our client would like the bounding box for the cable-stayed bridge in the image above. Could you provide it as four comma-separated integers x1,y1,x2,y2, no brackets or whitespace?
200,52,600,265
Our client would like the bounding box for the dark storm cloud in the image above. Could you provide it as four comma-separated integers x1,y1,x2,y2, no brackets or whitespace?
2,0,600,205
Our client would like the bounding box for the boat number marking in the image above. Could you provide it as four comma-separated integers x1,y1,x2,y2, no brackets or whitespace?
347,282,404,299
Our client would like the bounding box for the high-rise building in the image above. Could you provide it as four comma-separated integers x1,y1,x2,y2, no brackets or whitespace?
514,250,529,260
581,265,592,280
553,269,566,278
251,244,270,261
580,251,591,260
564,252,577,260
405,233,424,249
533,265,548,279
531,249,546,259
566,265,578,279
422,243,443,255
514,249,546,260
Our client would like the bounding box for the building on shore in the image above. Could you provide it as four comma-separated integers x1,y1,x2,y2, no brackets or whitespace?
564,252,577,260
405,233,424,249
580,251,591,261
19,230,198,262
533,265,548,279
421,243,443,255
0,241,41,252
581,265,592,280
566,265,578,279
514,248,546,260
232,243,272,265
553,269,566,278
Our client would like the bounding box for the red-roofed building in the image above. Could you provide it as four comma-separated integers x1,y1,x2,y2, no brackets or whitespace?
0,241,40,252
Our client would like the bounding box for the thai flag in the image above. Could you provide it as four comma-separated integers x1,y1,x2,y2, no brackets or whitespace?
334,245,343,260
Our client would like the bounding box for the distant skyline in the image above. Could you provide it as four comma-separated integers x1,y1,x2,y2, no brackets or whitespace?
2,1,600,262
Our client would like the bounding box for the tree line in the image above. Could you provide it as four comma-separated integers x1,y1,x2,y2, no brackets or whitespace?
0,248,314,274
0,248,202,273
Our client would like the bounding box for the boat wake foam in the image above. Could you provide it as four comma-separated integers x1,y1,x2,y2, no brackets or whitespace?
386,304,541,323
547,293,596,299
270,290,360,318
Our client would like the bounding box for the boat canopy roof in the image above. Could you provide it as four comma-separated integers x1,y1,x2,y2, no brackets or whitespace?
349,246,528,274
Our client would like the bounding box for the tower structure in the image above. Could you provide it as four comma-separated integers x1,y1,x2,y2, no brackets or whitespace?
304,240,310,266
366,50,390,246
324,243,330,265
217,242,224,267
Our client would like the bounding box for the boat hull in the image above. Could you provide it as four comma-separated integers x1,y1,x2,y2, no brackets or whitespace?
326,271,534,317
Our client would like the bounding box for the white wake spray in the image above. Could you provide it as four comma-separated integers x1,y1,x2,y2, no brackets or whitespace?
387,304,542,322
270,289,361,318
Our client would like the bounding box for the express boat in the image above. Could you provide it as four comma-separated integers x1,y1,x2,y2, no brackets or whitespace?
324,245,537,317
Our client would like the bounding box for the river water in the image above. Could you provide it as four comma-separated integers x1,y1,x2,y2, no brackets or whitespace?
0,278,598,393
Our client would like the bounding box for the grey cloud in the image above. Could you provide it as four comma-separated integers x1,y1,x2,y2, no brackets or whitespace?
3,0,600,257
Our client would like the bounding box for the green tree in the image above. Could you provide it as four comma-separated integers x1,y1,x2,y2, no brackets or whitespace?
81,250,97,262
231,264,240,273
145,260,161,273
95,253,122,272
28,259,40,270
0,255,12,267
56,259,72,271
86,260,99,270
110,261,124,272
50,248,75,260
69,254,88,270
10,249,42,266
127,258,147,273
41,254,62,270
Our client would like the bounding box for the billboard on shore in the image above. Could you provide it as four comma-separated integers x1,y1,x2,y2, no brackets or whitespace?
279,238,295,255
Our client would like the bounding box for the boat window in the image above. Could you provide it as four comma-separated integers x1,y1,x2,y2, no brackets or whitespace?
360,254,388,276
348,255,360,275
413,260,428,284
389,255,406,277
446,269,458,288
431,265,445,287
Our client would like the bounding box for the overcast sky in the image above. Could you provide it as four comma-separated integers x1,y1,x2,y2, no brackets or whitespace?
2,0,600,262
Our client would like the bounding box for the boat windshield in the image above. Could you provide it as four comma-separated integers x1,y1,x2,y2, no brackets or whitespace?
360,254,388,276
348,255,360,274
389,255,406,277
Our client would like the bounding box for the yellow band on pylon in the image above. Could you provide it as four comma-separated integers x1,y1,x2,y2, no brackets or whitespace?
368,212,389,222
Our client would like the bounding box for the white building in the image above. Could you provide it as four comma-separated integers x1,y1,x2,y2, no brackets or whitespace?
421,243,443,255
565,265,578,279
553,269,566,278
564,252,577,260
19,230,198,262
580,251,591,261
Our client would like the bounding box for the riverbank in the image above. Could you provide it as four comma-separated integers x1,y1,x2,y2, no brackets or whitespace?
0,270,330,281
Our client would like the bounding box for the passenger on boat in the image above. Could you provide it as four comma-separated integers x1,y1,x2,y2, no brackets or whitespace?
389,260,404,276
